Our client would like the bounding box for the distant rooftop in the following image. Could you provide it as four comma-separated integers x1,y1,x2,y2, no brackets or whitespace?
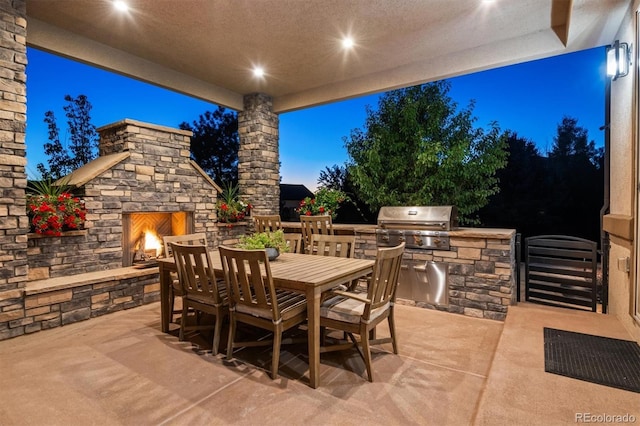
280,184,313,201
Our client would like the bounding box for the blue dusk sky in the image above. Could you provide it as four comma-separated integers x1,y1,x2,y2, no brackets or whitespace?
25,46,606,191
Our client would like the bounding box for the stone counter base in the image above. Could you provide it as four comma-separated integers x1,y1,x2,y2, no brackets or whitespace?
354,228,517,321
0,267,160,341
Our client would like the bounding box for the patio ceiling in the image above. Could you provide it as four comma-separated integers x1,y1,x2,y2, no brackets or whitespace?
26,0,630,113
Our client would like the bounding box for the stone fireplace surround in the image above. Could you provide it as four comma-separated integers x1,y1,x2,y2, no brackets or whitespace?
6,119,249,341
28,119,224,280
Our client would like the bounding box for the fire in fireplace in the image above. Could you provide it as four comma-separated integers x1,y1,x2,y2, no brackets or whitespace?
123,212,193,267
133,228,164,263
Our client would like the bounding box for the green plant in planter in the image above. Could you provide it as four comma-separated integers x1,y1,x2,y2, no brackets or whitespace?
296,188,348,219
216,181,252,223
237,230,290,253
26,177,86,236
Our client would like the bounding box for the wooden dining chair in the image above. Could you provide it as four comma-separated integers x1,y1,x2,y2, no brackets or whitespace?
319,242,405,382
283,233,303,254
309,234,355,258
300,215,333,253
162,233,208,324
171,242,228,355
253,214,282,232
219,246,307,379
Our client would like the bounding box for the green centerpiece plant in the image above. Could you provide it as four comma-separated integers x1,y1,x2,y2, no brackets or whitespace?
237,230,290,260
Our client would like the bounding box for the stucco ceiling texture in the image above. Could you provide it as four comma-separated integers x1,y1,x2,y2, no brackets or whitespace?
26,0,631,113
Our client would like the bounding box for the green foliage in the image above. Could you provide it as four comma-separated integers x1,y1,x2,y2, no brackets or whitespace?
26,176,85,236
316,164,375,223
344,81,508,224
478,118,604,246
36,95,97,180
238,230,290,252
180,107,239,186
297,188,348,219
216,181,252,223
27,175,71,198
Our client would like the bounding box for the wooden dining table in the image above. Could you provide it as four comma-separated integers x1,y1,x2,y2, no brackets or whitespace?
157,251,374,389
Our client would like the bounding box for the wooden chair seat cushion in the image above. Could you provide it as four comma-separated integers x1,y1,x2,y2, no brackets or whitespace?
320,294,390,324
235,289,306,321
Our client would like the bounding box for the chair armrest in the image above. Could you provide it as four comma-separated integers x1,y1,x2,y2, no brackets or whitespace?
329,289,370,304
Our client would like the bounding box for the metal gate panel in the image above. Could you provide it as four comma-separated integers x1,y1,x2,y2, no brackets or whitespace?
525,235,598,312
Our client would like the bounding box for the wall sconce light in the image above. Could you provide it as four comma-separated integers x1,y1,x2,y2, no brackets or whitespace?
606,40,631,80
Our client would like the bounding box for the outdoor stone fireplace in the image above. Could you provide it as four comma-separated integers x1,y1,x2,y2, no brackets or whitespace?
27,119,221,280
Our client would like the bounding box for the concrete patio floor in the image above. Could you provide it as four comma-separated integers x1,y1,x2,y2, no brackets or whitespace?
0,301,638,425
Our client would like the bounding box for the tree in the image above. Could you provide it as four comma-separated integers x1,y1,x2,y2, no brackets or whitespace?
179,107,239,186
317,164,375,223
317,164,347,191
36,94,98,180
477,132,549,240
546,116,603,241
344,81,508,224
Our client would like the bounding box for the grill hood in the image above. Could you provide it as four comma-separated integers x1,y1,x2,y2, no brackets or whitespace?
377,206,458,231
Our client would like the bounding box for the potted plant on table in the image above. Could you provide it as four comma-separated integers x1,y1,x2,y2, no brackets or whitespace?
238,230,290,260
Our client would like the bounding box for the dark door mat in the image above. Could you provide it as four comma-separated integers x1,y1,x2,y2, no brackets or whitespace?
544,327,640,393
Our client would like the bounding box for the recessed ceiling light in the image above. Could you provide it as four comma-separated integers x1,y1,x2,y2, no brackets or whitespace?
114,1,129,12
253,66,265,78
342,37,354,50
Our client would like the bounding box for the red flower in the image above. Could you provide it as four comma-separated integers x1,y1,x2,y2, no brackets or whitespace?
319,206,325,213
221,203,229,211
305,211,312,216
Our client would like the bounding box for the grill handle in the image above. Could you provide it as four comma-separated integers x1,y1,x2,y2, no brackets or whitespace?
378,221,449,229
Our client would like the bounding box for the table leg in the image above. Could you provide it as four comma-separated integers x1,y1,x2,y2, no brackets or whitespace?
159,263,171,333
306,286,321,389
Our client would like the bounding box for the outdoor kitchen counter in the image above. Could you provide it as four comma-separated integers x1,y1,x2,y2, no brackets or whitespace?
282,222,515,239
284,222,518,321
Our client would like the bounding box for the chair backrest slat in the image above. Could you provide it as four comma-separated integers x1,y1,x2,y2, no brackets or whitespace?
364,243,405,319
219,246,280,321
283,233,302,254
171,242,222,304
309,234,355,258
253,215,282,233
163,233,207,259
300,215,333,253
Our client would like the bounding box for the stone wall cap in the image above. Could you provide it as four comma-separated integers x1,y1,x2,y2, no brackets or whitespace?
190,160,222,193
97,118,193,137
57,152,130,187
25,266,159,295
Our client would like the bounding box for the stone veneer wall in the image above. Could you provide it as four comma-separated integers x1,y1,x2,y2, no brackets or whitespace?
21,268,160,335
238,93,280,215
0,0,27,340
355,228,516,321
0,119,254,341
26,120,220,279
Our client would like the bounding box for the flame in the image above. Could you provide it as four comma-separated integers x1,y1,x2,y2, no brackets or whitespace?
143,228,163,258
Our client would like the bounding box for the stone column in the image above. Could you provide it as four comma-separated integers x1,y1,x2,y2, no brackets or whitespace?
0,0,27,339
237,93,280,215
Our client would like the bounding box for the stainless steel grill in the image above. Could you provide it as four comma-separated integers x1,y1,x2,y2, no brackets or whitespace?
376,205,457,250
376,205,457,307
